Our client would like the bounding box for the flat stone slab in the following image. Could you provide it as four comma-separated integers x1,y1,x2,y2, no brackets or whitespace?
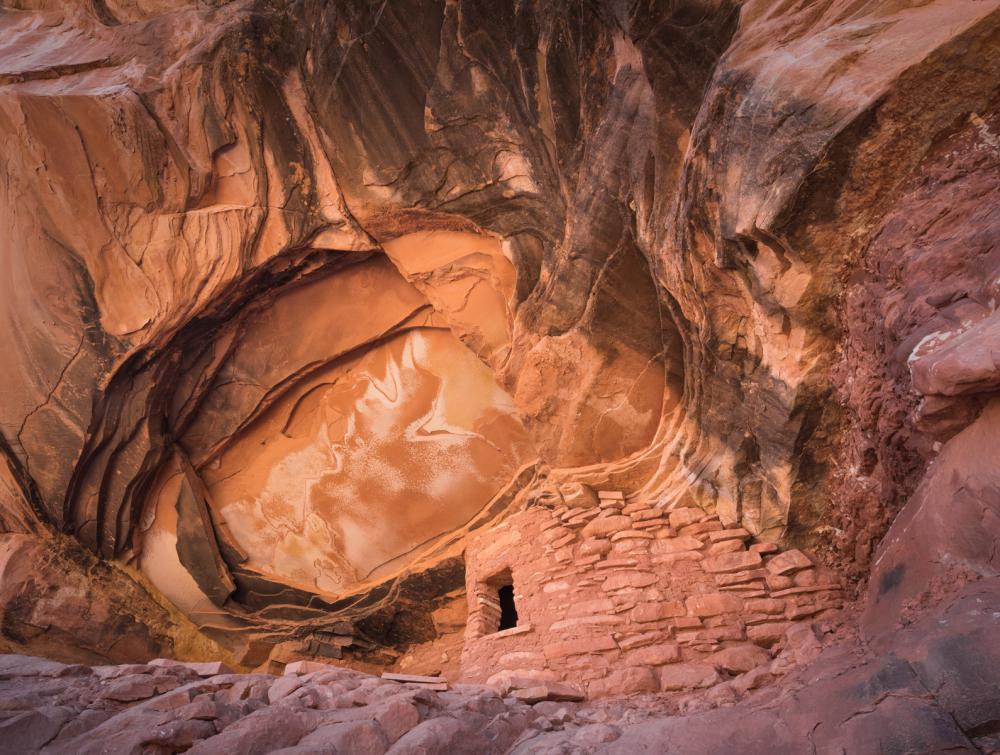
702,550,763,574
284,660,338,676
511,682,585,703
149,659,233,677
381,672,447,684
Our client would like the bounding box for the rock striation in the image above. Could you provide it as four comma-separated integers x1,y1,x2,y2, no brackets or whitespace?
0,0,999,751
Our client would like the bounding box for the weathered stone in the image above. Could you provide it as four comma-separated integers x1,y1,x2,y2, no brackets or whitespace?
685,593,744,617
149,659,233,677
765,549,813,576
618,632,664,651
543,581,572,594
786,600,835,621
382,672,447,684
374,700,421,745
177,698,222,721
1,4,999,752
560,484,599,510
746,622,794,647
100,674,165,702
550,533,576,550
715,569,769,587
597,491,625,501
706,540,745,556
549,615,623,632
652,551,705,565
610,530,655,541
658,663,721,691
283,660,338,676
498,651,547,668
770,585,842,598
677,521,724,537
702,551,763,574
296,720,389,754
589,667,659,698
0,707,74,752
579,539,613,557
708,645,772,674
744,598,786,615
631,510,663,522
631,601,686,622
541,526,572,545
707,528,751,543
582,516,634,538
267,675,305,703
765,574,795,591
626,643,682,666
634,518,672,530
651,536,705,554
792,568,819,587
719,583,766,595
602,572,658,591
511,683,585,704
187,707,312,755
573,724,622,744
703,625,746,642
668,509,703,530
672,617,705,630
485,670,559,695
560,507,589,521
543,637,618,659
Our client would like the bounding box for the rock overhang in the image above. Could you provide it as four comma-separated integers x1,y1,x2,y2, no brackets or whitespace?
0,1,998,750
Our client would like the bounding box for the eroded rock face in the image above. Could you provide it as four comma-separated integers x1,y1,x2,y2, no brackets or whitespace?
139,249,535,622
0,0,704,658
1,1,999,749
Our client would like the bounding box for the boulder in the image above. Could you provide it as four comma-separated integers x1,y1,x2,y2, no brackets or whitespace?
589,668,660,698
708,645,772,674
658,664,721,692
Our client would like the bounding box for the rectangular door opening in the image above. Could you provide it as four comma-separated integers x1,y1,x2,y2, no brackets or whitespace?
498,583,518,630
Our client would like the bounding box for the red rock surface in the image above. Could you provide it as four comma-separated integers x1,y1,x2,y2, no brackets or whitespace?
1,0,999,751
460,490,841,699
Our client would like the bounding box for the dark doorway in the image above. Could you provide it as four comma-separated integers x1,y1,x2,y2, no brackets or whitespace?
497,584,518,630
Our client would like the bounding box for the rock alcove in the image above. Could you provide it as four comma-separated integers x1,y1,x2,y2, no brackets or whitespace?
0,0,998,752
118,224,683,657
135,232,539,629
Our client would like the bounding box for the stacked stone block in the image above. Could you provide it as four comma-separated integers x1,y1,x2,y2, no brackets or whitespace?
460,489,842,699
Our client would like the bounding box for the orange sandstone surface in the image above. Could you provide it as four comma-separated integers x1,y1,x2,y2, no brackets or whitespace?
0,0,998,752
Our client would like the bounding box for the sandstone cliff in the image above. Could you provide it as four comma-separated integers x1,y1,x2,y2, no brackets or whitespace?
0,0,998,751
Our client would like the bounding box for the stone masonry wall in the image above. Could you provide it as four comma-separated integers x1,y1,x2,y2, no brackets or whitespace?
460,489,843,699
